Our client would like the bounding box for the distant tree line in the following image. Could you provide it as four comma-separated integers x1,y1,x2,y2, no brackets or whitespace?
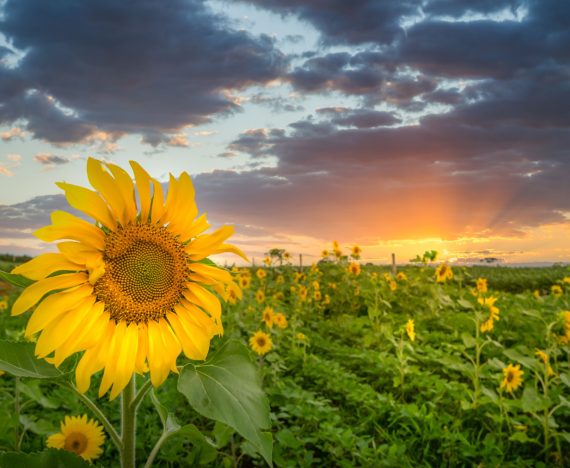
0,253,32,263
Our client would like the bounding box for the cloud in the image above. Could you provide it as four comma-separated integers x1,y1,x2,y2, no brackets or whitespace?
33,153,72,167
0,127,26,141
0,165,14,177
0,0,287,144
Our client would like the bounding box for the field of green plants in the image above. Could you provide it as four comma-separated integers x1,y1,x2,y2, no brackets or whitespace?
1,249,570,467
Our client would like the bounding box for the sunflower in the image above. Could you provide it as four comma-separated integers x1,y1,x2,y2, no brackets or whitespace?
351,245,362,258
551,285,563,297
500,363,524,393
396,272,407,282
478,296,500,333
276,275,285,284
256,269,266,280
224,282,242,305
435,264,453,283
261,307,274,328
239,275,251,289
12,158,246,399
255,289,265,304
388,280,398,292
46,415,105,461
263,257,271,266
321,250,329,258
273,312,288,329
0,298,8,311
405,319,416,342
347,262,361,276
535,349,555,377
476,277,488,294
249,331,272,355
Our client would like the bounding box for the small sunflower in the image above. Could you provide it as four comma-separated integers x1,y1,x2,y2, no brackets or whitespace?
535,349,555,377
12,158,246,399
388,280,398,292
321,249,329,258
500,363,524,393
276,275,285,284
224,282,242,305
435,264,453,283
478,296,500,333
255,289,265,304
263,257,271,266
239,276,251,289
396,272,407,282
273,312,288,329
249,331,272,355
256,269,266,280
405,319,416,342
348,262,361,276
314,290,322,301
0,298,8,311
551,285,563,297
46,415,105,461
261,307,274,328
351,245,362,258
476,277,488,294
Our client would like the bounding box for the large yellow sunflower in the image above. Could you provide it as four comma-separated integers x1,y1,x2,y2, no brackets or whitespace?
47,414,105,461
11,158,246,399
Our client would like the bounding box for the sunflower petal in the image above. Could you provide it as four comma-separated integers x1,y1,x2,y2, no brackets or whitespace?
12,272,88,316
35,296,96,358
56,182,116,229
109,323,138,400
35,211,105,251
12,253,82,281
87,158,129,224
25,284,93,336
106,162,138,222
130,161,152,222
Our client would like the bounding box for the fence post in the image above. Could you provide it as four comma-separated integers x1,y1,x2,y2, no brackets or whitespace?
391,253,397,276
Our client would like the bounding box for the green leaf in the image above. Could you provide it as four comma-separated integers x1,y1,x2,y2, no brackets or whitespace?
17,380,58,409
178,340,273,466
150,391,219,465
521,386,551,413
0,340,62,379
461,332,476,349
0,270,35,288
559,373,570,388
457,299,474,310
0,449,90,467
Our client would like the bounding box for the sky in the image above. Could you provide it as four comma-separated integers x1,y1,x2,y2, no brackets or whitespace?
0,0,569,265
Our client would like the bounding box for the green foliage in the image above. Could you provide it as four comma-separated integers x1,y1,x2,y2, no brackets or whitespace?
0,449,90,467
0,341,62,379
178,340,273,465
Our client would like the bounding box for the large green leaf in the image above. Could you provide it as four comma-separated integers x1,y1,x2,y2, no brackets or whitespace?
0,270,35,288
0,340,62,379
0,449,90,467
177,340,272,466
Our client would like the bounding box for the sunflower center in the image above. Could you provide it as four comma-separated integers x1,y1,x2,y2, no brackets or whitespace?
507,372,514,383
94,223,189,323
64,432,88,455
256,337,267,347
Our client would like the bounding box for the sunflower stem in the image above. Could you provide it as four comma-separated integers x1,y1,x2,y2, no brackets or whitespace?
130,377,153,412
121,376,137,468
62,382,123,452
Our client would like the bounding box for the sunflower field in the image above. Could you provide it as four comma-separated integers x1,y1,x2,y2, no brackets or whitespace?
1,245,570,467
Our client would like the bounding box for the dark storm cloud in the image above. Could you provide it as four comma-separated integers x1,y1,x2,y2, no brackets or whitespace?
316,108,401,128
0,0,287,144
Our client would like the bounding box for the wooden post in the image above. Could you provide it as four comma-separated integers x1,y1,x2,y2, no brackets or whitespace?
391,253,397,276
299,253,303,271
